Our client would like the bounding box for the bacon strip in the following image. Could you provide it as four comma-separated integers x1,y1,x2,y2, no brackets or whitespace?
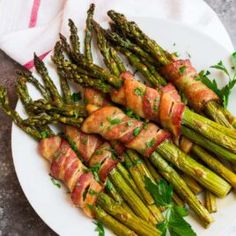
162,59,219,111
109,72,185,137
38,137,103,217
82,106,170,157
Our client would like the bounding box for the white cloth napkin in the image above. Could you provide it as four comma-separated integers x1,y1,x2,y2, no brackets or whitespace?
0,0,235,235
0,0,234,69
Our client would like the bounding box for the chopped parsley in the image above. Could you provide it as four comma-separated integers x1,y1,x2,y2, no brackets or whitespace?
91,164,101,182
172,52,179,57
88,189,97,196
127,120,133,127
107,117,121,125
71,92,81,102
105,179,113,192
179,66,187,74
51,177,61,188
94,221,105,236
134,87,145,96
81,137,88,145
133,127,141,136
146,138,155,148
125,108,141,120
40,130,50,139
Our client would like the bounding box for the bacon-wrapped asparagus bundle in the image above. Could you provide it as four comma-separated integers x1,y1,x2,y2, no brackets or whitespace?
90,22,236,191
18,59,166,226
0,86,163,236
106,10,236,129
54,51,236,162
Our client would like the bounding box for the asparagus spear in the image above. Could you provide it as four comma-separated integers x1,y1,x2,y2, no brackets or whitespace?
34,53,63,106
84,3,95,63
0,86,42,140
94,206,138,236
149,152,213,227
97,193,161,236
68,19,80,56
182,174,203,195
93,20,127,76
204,191,217,213
191,145,236,188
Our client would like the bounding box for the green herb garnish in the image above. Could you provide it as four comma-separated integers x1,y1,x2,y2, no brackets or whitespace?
51,177,61,188
107,117,121,125
89,189,97,196
40,130,50,139
127,120,133,126
125,108,141,120
145,177,196,236
146,138,155,148
94,221,105,236
91,164,101,182
197,52,236,108
133,127,141,136
179,66,187,74
71,92,81,102
105,179,113,192
134,87,145,96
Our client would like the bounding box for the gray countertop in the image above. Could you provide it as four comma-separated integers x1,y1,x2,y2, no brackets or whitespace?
0,1,236,235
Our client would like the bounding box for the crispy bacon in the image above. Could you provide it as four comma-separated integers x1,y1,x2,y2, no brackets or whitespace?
89,143,118,182
64,126,102,163
65,125,119,183
159,84,185,137
71,172,103,217
162,59,219,111
84,88,110,106
39,137,103,217
126,123,170,157
82,106,170,157
109,72,185,137
38,136,62,162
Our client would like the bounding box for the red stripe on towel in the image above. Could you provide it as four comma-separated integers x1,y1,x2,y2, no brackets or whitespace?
28,0,41,28
24,51,51,69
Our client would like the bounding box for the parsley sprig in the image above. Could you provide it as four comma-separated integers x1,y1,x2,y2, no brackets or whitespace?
94,221,105,236
145,177,196,236
197,52,236,108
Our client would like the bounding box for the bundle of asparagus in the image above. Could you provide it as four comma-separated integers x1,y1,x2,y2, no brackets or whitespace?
1,3,236,236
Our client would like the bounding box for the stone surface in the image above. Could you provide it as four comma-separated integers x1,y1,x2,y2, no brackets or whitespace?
0,1,235,235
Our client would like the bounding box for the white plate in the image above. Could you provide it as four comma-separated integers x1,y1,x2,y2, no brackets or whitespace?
11,17,236,236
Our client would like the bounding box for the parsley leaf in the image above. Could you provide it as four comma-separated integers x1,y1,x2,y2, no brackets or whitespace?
179,66,187,74
50,177,61,188
91,164,101,182
146,138,155,148
133,127,141,136
210,61,230,77
71,92,81,102
145,177,196,236
134,87,145,96
196,70,222,98
105,179,113,192
94,221,105,236
107,117,121,125
40,130,50,139
197,52,236,108
125,108,141,120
